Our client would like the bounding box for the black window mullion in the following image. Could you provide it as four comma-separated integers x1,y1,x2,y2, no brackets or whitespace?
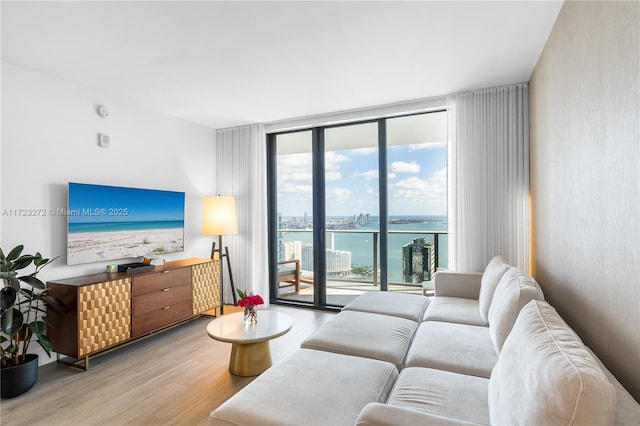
378,119,388,291
266,133,279,303
312,127,327,307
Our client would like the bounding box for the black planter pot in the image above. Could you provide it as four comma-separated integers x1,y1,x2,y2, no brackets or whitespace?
1,354,39,398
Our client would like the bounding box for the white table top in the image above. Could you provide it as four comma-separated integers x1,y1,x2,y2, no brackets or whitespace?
206,310,293,344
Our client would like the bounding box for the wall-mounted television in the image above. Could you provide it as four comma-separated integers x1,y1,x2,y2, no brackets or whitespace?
67,182,185,265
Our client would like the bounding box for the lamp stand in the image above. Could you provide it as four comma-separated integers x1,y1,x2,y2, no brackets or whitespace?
211,239,238,315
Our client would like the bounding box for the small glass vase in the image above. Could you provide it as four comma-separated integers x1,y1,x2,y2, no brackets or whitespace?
244,306,258,325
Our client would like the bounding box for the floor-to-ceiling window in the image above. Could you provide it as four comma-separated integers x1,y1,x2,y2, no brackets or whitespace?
385,113,448,289
268,110,447,309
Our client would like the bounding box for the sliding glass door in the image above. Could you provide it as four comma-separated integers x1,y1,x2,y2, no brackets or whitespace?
270,131,313,304
268,111,447,309
323,122,380,306
385,113,448,291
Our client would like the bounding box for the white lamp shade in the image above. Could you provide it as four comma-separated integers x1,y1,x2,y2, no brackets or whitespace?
203,196,238,236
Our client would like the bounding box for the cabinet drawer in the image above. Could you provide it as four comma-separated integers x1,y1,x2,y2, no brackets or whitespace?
132,267,191,296
132,283,192,316
132,299,193,337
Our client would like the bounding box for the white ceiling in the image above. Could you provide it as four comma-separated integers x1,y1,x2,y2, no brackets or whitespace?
1,1,563,130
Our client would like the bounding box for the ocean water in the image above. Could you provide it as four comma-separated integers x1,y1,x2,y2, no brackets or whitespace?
280,215,448,282
68,220,184,234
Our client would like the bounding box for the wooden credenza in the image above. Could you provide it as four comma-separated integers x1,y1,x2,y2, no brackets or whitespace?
47,258,219,369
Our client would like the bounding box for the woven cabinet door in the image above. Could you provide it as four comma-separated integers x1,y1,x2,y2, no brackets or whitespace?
77,278,131,357
192,260,220,314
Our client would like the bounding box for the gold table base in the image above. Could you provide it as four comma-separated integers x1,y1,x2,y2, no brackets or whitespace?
228,340,272,376
206,311,293,377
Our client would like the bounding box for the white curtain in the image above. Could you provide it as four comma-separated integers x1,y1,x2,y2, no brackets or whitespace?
215,124,269,306
447,84,530,272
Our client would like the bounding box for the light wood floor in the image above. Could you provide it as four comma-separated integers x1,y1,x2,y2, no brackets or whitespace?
0,305,335,426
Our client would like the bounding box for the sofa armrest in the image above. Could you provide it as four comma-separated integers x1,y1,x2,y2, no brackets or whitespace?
586,347,640,425
434,271,483,299
356,403,484,426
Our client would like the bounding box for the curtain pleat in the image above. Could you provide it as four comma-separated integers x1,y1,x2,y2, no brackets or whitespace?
215,124,269,305
448,84,530,272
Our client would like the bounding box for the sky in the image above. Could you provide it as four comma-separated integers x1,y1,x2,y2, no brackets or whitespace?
277,141,447,217
68,183,185,223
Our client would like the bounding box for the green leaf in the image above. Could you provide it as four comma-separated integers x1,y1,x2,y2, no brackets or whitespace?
35,257,50,267
18,275,45,290
4,343,18,357
8,277,21,292
5,245,24,262
39,294,64,310
35,255,58,269
20,287,34,298
40,315,53,328
36,334,53,357
11,255,35,271
0,287,17,311
0,271,17,279
1,307,23,335
30,320,47,336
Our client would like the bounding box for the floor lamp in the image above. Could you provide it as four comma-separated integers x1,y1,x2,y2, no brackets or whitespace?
203,195,238,315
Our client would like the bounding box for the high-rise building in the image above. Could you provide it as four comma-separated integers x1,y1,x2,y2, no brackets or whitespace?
301,244,313,272
402,238,435,284
277,213,284,260
326,249,352,276
300,243,351,276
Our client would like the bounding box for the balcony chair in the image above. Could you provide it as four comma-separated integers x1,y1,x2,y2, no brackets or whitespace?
278,259,301,295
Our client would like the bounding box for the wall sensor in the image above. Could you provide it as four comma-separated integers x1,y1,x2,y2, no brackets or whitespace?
97,105,110,118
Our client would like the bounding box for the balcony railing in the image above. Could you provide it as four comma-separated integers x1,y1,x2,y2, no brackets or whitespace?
277,229,448,287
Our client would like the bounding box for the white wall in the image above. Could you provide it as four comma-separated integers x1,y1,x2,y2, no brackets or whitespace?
530,1,640,400
1,62,217,361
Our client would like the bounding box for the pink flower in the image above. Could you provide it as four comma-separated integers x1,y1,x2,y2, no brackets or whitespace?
236,290,264,308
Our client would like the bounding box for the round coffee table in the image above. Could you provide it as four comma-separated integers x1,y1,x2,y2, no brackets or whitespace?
206,310,293,376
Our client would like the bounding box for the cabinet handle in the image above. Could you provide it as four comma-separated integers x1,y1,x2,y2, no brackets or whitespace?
162,306,170,310
162,288,171,292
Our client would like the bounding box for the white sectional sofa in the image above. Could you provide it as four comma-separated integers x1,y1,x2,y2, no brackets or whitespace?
210,256,640,426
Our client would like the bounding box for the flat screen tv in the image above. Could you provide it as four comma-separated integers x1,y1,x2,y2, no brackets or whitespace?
67,182,185,265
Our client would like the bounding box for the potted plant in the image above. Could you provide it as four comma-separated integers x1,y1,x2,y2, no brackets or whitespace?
0,245,61,398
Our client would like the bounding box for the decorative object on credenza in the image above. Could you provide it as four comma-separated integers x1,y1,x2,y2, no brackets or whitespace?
144,255,166,266
237,289,264,325
203,195,238,314
0,245,63,398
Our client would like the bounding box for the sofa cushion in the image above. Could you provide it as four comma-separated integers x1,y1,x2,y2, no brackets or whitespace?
405,321,497,378
478,255,511,323
488,268,544,353
301,310,417,369
433,271,483,299
387,367,490,425
210,349,398,426
356,403,485,426
488,300,616,426
342,291,429,322
423,296,485,326
277,264,295,274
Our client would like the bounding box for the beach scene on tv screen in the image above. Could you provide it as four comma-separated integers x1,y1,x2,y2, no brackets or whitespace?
67,183,185,265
